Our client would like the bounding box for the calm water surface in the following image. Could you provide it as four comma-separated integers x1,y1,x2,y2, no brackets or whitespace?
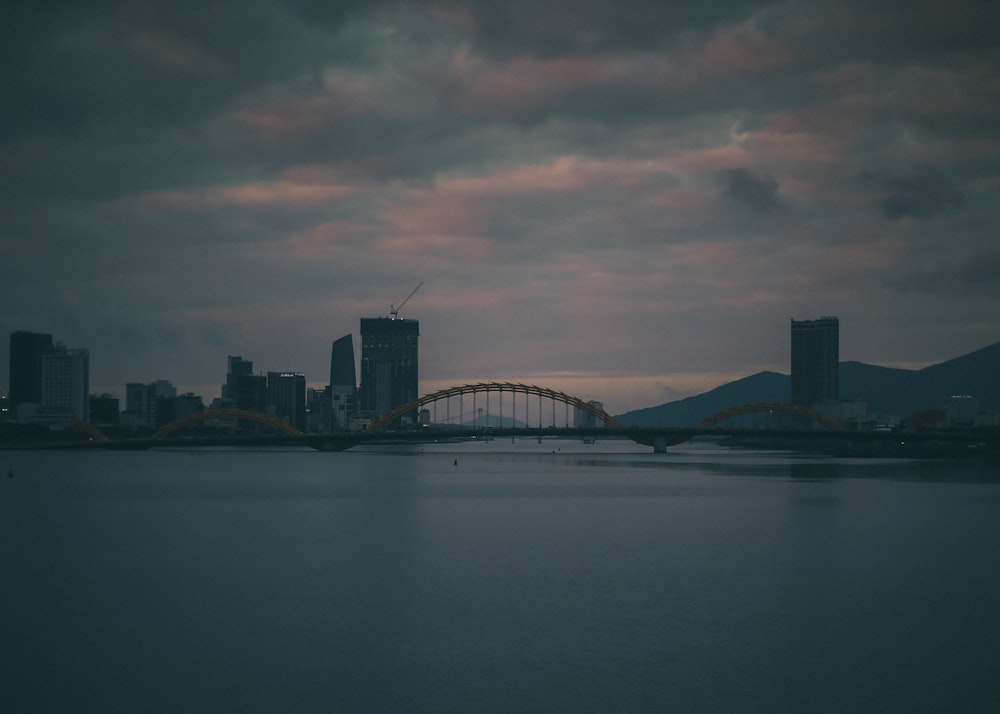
2,441,999,713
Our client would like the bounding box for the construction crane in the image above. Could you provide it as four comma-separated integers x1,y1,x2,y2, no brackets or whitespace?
390,281,423,319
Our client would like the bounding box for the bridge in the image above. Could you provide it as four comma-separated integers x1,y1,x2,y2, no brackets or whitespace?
367,381,625,431
16,384,995,456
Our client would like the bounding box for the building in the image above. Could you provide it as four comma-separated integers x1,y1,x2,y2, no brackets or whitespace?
575,400,606,428
8,330,54,420
359,317,419,425
37,346,90,427
125,380,178,428
329,334,357,430
307,387,332,433
234,374,267,413
125,382,151,425
946,395,979,427
267,372,306,431
159,393,204,426
220,355,269,413
89,394,120,429
791,316,839,408
223,355,254,403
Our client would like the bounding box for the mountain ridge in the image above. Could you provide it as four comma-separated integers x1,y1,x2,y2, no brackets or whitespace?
616,341,1000,427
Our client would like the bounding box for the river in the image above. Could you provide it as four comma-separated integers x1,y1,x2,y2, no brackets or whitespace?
2,440,998,713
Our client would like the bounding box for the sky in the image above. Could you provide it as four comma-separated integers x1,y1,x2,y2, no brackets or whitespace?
2,0,998,415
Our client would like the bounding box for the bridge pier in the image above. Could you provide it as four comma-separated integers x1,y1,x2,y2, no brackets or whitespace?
653,435,670,454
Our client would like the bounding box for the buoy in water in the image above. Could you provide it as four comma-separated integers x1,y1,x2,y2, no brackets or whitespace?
453,459,458,466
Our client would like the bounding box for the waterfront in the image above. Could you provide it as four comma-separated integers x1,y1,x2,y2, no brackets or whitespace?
2,441,999,713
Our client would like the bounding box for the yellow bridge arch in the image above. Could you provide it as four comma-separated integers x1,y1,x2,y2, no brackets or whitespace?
152,408,302,439
70,418,108,441
697,402,840,430
366,382,625,432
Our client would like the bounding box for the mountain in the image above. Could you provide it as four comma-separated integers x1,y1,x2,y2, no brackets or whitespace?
616,341,1000,427
616,371,789,427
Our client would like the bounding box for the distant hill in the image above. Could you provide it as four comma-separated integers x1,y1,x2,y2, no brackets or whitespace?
616,341,1000,427
616,371,789,427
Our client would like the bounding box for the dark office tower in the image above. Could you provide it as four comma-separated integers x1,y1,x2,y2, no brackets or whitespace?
360,317,419,425
790,316,839,407
224,355,254,402
330,334,356,388
267,372,306,431
8,331,53,417
235,374,267,413
329,334,357,430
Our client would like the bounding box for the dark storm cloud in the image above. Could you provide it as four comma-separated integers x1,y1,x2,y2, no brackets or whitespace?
721,168,786,215
887,248,1000,296
874,166,965,221
962,250,1000,284
455,0,764,55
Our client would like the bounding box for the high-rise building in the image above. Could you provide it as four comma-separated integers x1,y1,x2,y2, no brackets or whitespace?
8,330,54,419
221,356,267,412
89,394,120,429
158,393,204,427
790,316,839,407
307,387,332,433
39,346,90,427
126,380,177,428
575,400,605,428
235,374,267,413
360,317,419,425
223,355,254,402
267,371,306,430
330,334,356,388
126,382,151,423
329,334,357,430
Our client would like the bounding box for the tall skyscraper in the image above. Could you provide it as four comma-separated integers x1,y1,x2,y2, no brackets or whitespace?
224,355,254,402
359,317,419,425
40,346,90,426
329,334,357,430
267,371,306,430
8,330,54,418
235,374,267,413
790,316,839,407
222,355,266,412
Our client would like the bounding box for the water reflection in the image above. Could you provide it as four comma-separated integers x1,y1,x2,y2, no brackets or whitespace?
2,447,999,713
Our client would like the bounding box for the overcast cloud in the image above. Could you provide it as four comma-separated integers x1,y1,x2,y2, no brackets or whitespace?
2,0,998,413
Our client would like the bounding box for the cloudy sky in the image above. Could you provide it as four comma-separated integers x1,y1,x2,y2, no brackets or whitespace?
2,0,998,414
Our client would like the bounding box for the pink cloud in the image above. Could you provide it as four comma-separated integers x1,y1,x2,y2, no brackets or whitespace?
216,181,354,206
437,155,604,195
450,51,615,115
134,178,355,212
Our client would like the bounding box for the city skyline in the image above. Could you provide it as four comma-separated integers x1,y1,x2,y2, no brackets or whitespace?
7,321,999,425
2,2,998,415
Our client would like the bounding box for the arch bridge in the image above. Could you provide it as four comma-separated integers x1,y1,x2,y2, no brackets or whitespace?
697,402,840,430
366,382,624,432
152,408,302,439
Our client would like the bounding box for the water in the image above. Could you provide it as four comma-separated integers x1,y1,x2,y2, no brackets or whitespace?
2,441,998,713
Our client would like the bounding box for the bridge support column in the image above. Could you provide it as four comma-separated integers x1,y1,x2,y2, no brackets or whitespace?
653,435,669,454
